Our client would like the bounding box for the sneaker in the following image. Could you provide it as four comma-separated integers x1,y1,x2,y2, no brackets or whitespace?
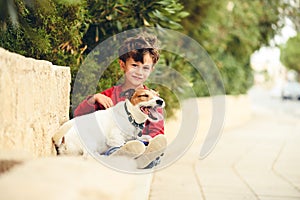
110,140,146,159
135,134,167,169
143,157,162,169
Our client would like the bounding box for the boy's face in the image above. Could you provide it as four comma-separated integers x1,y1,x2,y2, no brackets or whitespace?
119,53,154,88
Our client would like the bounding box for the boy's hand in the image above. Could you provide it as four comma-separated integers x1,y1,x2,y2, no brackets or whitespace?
88,93,113,109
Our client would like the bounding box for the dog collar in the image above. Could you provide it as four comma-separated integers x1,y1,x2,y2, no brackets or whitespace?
124,102,144,137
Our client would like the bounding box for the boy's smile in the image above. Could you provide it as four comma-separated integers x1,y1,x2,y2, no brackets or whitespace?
120,53,154,90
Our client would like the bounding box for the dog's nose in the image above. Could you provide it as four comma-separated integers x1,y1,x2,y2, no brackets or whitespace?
156,99,164,106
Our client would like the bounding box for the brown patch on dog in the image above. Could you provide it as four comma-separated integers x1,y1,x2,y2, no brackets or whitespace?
130,88,158,106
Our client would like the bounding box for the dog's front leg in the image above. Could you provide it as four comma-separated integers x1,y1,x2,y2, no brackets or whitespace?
106,127,126,147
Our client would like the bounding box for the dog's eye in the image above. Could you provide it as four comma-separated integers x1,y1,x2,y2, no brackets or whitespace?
138,94,149,98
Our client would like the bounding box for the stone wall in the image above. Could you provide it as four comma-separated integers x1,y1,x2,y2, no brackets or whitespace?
0,48,71,157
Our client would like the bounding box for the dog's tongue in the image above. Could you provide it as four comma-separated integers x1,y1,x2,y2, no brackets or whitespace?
148,107,163,121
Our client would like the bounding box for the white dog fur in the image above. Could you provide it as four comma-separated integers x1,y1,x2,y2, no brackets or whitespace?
52,88,164,157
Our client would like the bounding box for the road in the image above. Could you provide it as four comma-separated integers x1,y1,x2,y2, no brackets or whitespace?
148,86,300,200
249,86,300,119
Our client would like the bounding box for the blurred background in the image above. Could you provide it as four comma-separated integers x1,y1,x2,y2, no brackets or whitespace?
0,1,300,199
1,0,299,116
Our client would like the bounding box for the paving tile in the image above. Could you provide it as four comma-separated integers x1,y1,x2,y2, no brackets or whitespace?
236,170,300,198
259,195,300,200
204,192,257,200
149,93,300,200
149,162,204,200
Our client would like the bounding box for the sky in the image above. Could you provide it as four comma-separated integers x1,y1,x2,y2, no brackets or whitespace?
250,18,297,71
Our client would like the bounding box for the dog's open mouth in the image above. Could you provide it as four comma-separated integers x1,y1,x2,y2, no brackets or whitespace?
140,106,162,121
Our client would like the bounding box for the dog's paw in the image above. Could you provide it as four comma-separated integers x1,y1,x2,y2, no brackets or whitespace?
106,139,125,148
106,132,126,147
55,144,67,155
55,143,84,156
106,135,126,147
52,137,62,146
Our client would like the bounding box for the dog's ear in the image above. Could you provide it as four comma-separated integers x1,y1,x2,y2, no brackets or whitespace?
120,89,135,100
150,89,159,96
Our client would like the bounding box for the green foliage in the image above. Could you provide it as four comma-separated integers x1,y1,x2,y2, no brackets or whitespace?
82,0,188,51
1,0,297,118
71,0,189,116
0,0,188,117
0,0,88,67
280,33,300,74
180,0,283,95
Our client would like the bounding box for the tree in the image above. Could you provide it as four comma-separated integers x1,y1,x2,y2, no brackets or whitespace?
71,0,189,117
280,33,300,75
0,0,88,67
2,0,297,117
180,0,295,95
82,0,188,52
0,0,189,118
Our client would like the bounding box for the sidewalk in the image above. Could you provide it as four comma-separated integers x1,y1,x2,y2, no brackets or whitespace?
148,103,300,199
1,93,299,200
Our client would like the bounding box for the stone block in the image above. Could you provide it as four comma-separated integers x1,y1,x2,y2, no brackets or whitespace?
0,48,70,157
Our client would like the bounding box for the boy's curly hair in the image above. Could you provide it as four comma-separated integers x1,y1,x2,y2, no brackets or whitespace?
118,33,160,65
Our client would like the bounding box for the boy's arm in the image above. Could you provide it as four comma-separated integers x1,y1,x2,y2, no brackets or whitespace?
73,88,114,117
73,95,103,117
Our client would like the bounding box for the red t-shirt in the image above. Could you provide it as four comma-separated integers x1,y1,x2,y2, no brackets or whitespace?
73,85,164,138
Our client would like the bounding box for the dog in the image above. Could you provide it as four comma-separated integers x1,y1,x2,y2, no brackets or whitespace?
52,88,165,157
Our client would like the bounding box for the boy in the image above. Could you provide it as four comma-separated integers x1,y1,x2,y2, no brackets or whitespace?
74,33,166,169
